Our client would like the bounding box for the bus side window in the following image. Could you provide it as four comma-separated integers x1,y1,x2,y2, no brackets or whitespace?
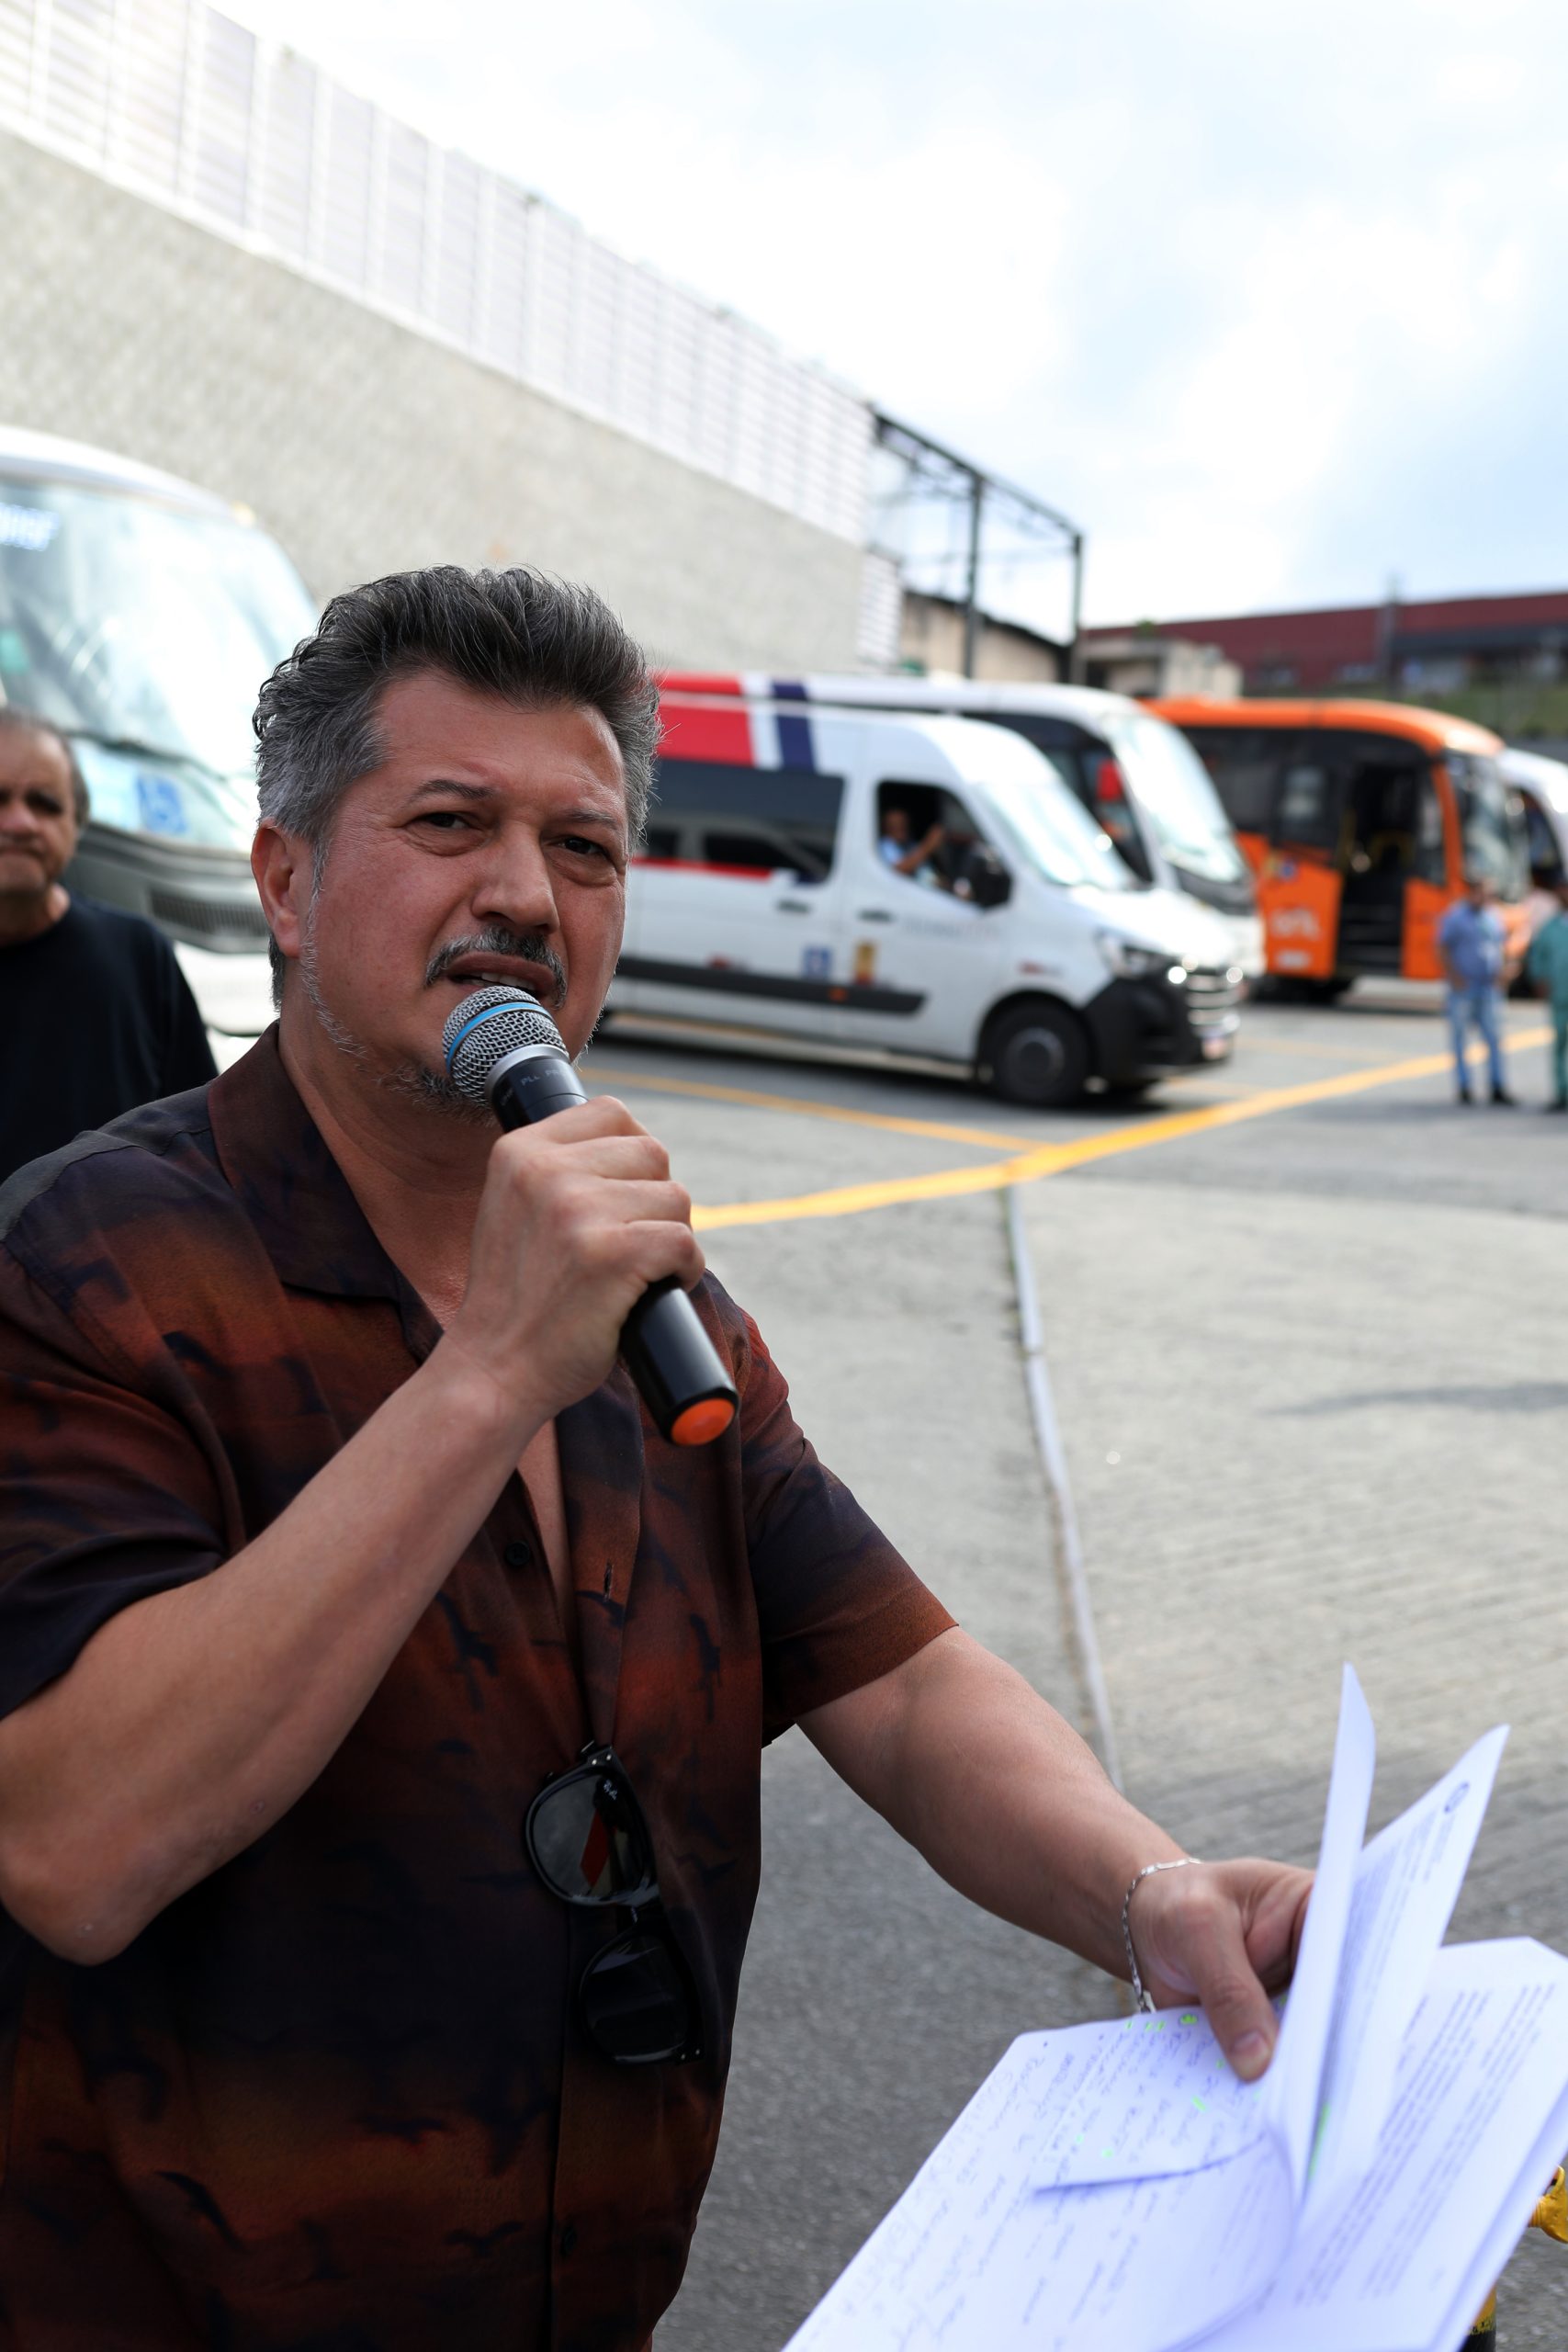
1415,776,1447,885
1274,762,1338,851
1182,729,1278,837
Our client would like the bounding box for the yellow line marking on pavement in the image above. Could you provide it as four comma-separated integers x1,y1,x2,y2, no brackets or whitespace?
688,1025,1554,1231
1237,1035,1436,1062
586,1064,1035,1151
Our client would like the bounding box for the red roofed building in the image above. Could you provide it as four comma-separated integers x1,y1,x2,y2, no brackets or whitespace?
1084,589,1568,698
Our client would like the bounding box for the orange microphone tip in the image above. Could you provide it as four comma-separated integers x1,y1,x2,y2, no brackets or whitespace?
671,1396,736,1447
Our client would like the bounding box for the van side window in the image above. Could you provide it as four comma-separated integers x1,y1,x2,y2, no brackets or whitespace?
645,757,843,879
875,782,997,898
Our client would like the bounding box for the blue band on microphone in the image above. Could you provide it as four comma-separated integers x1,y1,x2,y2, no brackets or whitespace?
445,1000,524,1071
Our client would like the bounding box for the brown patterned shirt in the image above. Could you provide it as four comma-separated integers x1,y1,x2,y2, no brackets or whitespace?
0,1034,953,2351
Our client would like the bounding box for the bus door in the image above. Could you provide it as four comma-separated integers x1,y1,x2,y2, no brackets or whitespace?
1324,730,1445,978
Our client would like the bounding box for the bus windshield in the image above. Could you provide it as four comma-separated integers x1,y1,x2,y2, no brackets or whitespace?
983,766,1136,893
1448,752,1530,899
1103,708,1248,885
0,474,318,847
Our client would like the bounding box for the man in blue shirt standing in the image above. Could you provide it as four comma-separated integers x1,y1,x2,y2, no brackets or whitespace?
1438,876,1514,1104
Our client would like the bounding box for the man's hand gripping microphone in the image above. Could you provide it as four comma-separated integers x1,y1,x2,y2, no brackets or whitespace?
442,987,739,1446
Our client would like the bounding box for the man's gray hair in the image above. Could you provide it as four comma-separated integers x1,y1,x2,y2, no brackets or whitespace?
253,566,659,1000
254,564,659,853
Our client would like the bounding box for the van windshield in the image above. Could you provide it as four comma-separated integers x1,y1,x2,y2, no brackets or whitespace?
0,474,318,847
1103,709,1248,884
982,766,1135,892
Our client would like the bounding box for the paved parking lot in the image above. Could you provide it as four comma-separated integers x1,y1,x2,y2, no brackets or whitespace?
578,987,1568,2352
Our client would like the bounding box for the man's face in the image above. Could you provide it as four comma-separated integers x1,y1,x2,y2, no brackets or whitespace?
0,728,79,907
258,672,631,1091
1468,876,1492,910
883,808,910,845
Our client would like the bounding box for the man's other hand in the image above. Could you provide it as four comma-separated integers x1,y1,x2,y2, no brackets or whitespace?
1129,1857,1314,2081
443,1095,705,1430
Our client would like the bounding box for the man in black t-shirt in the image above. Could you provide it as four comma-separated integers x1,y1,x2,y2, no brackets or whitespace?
0,708,215,1182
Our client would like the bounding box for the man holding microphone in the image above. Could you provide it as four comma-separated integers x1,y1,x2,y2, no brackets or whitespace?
0,567,1309,2349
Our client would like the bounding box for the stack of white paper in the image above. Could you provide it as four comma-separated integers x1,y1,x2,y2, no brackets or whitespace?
786,1669,1568,2352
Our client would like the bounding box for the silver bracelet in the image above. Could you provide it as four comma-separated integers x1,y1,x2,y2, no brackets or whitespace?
1122,1857,1202,2013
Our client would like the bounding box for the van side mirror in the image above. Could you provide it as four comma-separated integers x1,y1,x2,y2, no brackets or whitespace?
964,845,1012,909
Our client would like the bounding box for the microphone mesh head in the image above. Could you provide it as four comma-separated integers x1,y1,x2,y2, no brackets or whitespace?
442,985,567,1103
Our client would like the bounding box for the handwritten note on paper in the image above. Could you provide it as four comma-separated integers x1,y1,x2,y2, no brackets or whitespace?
784,2035,1296,2352
1025,2008,1269,2188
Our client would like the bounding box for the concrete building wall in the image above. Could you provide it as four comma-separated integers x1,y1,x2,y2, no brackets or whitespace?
0,130,866,669
1079,633,1242,699
898,589,1065,683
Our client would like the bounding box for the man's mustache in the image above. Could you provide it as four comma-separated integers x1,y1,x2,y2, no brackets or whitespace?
424,929,569,1009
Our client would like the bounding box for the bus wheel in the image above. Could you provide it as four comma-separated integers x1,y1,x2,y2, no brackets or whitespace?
979,1001,1089,1107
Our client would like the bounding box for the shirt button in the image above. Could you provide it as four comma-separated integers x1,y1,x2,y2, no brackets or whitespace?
504,1540,534,1570
559,2222,579,2259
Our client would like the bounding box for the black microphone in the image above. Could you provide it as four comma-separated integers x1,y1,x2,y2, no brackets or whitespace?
441,985,739,1447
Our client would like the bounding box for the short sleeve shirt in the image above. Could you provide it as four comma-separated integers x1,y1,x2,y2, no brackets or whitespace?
1438,899,1506,988
0,1034,953,2352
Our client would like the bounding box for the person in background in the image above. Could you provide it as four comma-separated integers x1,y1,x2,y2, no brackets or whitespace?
1527,878,1568,1112
878,800,947,887
1437,873,1514,1106
0,707,216,1183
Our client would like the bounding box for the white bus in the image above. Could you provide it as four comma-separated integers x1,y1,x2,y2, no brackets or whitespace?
0,428,319,1034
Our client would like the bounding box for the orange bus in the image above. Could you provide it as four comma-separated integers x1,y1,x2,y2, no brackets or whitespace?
1148,698,1531,994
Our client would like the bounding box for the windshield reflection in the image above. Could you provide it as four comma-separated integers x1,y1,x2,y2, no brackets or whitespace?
984,768,1136,892
1106,710,1247,882
0,474,317,846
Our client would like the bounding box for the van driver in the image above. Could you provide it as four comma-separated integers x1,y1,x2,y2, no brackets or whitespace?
878,801,947,887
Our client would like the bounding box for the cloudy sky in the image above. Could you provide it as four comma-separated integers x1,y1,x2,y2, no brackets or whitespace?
231,0,1568,634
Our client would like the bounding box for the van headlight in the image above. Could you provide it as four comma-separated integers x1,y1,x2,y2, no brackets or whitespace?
1098,932,1186,983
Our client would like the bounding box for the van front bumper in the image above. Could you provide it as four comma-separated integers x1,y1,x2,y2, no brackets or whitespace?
1084,968,1242,1085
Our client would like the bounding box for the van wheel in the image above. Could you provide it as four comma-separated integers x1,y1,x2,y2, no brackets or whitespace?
980,1001,1089,1107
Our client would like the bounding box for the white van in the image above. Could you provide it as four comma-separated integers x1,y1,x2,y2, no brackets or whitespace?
612,692,1244,1106
0,426,320,1035
660,670,1266,982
